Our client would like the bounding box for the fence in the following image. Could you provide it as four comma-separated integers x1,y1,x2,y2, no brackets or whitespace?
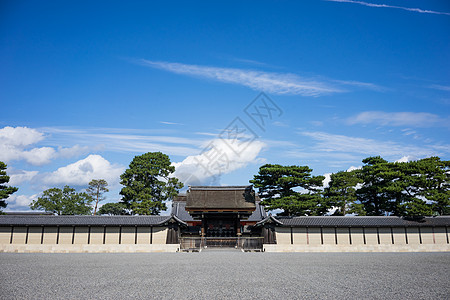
180,237,264,251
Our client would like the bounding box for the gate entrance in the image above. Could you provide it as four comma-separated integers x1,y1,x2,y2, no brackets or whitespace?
180,237,264,252
204,216,237,237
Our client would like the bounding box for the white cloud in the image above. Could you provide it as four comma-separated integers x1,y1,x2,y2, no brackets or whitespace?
57,145,90,158
0,126,45,146
322,173,332,188
138,59,347,96
347,111,449,128
347,166,361,172
42,155,125,186
5,194,38,210
173,138,265,186
395,156,414,163
0,126,89,165
327,0,450,16
9,170,39,186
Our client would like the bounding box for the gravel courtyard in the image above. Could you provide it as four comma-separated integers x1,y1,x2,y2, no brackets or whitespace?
1,252,449,299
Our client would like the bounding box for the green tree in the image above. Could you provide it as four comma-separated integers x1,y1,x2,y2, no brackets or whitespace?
0,161,18,211
356,156,449,217
356,156,393,216
324,170,365,216
30,186,93,215
120,152,183,215
250,164,327,216
98,202,128,215
86,179,109,215
394,157,449,216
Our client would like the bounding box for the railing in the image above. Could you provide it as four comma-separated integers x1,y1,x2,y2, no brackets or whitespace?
180,237,264,251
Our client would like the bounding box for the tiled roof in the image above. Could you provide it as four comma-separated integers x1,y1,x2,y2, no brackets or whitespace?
0,215,173,226
247,202,267,222
186,185,256,210
172,201,194,222
275,216,450,227
172,200,267,222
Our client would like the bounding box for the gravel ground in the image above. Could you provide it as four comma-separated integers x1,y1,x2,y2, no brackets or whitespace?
0,252,449,299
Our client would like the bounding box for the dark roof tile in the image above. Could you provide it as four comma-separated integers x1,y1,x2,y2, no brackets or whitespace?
275,216,450,227
0,215,173,226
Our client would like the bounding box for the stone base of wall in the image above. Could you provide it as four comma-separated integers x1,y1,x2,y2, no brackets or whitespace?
0,244,180,253
263,244,450,252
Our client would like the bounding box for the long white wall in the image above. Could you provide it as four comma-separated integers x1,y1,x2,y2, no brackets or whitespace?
268,226,449,252
0,226,168,246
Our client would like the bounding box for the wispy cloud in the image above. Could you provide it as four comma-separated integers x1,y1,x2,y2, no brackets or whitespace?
136,59,380,96
160,121,184,125
231,57,269,67
347,111,450,128
429,84,450,92
327,0,450,16
299,131,449,159
41,127,202,156
332,79,385,91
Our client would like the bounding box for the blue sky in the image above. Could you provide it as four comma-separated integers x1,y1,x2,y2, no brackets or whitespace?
1,0,449,213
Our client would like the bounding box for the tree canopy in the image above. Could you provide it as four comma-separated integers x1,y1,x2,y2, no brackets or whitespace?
0,161,18,211
97,202,128,215
253,157,449,217
355,156,449,217
250,164,327,216
86,179,109,215
119,152,183,215
30,186,93,215
324,170,364,216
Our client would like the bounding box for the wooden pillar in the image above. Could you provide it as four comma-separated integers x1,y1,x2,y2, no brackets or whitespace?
41,226,45,244
10,226,14,244
25,226,29,244
390,227,394,244
348,227,352,245
150,226,153,244
290,227,293,245
432,226,436,244
418,227,422,244
334,227,338,245
362,227,366,245
376,227,380,245
320,227,323,245
306,227,309,245
201,214,206,237
404,227,408,244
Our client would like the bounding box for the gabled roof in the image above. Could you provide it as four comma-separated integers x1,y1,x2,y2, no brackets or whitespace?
172,199,267,222
172,201,194,222
185,185,256,211
275,216,450,227
0,215,186,227
247,201,267,222
254,215,284,227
